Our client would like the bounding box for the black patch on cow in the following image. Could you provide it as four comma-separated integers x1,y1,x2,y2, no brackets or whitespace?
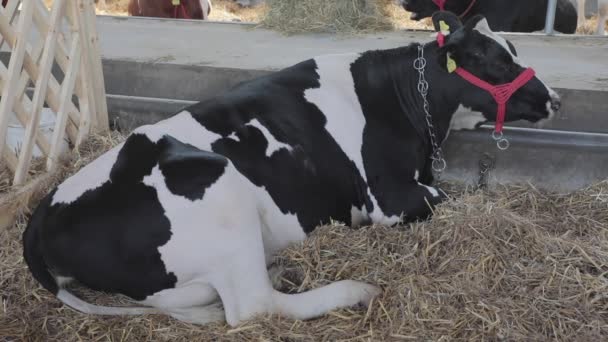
351,46,457,219
186,59,371,231
158,135,228,201
38,133,229,300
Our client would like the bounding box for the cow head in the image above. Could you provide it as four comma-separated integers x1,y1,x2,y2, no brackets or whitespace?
432,12,560,126
400,0,463,20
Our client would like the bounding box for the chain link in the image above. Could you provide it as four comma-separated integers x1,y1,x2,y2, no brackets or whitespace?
413,44,446,174
477,152,495,189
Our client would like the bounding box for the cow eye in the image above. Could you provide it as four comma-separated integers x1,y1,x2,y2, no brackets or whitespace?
467,51,485,61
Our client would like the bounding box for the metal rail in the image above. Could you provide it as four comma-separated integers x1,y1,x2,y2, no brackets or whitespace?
544,0,558,35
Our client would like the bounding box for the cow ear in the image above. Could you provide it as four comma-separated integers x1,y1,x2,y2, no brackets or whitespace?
431,11,462,34
157,135,228,201
436,29,465,73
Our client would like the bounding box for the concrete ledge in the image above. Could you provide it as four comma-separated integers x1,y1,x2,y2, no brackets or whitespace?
96,16,608,92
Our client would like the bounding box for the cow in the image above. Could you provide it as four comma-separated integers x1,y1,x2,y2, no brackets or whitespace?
23,11,561,327
400,0,578,33
128,0,212,20
577,0,608,35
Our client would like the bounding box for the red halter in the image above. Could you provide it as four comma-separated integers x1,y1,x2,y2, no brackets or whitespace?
432,0,477,18
436,33,536,136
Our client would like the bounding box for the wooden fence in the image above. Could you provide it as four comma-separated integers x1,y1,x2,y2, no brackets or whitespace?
0,0,108,186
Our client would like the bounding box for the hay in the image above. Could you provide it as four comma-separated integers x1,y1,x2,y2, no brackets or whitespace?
1,130,608,340
260,0,394,35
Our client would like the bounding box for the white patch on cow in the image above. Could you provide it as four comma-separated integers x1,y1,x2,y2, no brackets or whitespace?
450,105,486,131
304,53,398,225
535,101,556,129
228,132,239,142
350,205,368,227
414,169,439,198
199,0,210,19
137,111,222,151
473,19,528,68
56,276,73,287
143,160,305,288
246,119,292,157
52,142,124,205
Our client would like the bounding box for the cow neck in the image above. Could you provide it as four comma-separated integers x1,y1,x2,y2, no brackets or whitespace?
387,43,463,151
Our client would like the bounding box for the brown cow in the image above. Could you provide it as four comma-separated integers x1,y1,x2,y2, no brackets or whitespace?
128,0,212,20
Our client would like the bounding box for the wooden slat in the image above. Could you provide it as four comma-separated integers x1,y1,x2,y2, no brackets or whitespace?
2,144,18,172
47,36,81,171
33,0,85,102
13,0,66,185
0,0,35,157
77,0,109,132
0,0,21,51
0,62,52,157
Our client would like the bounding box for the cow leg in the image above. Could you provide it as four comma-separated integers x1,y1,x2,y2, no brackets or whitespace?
208,222,380,326
578,0,587,29
400,182,447,222
140,281,223,324
164,303,225,324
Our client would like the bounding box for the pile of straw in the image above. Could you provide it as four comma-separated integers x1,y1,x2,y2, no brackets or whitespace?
261,0,395,34
1,131,608,340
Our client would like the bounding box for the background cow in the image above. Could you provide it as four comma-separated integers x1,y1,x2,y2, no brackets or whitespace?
23,12,560,327
400,0,578,33
128,0,212,20
577,0,608,34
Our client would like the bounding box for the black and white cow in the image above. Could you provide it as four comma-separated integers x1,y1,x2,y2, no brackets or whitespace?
400,0,578,33
23,12,560,327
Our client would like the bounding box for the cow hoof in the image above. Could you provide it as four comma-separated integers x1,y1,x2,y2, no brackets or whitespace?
346,281,382,307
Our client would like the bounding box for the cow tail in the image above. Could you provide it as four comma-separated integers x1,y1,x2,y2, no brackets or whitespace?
22,196,158,316
22,198,59,296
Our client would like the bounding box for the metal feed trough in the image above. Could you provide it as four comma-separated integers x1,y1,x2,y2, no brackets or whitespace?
2,12,607,192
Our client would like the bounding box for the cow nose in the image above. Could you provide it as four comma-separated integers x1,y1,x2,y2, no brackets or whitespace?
550,97,561,112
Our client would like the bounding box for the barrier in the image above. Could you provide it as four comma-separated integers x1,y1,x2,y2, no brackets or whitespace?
0,0,108,185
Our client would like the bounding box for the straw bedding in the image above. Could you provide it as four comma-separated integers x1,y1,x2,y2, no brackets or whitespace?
1,131,607,341
260,0,395,34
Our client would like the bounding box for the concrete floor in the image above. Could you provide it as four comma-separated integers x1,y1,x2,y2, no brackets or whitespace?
95,16,608,92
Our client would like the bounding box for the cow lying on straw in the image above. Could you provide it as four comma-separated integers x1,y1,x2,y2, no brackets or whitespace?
23,12,560,326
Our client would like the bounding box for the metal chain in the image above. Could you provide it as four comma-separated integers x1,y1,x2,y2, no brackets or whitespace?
477,152,495,189
413,44,447,174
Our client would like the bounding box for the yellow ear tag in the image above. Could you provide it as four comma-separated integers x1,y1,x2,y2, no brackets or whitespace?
446,55,457,73
172,0,180,5
439,20,451,35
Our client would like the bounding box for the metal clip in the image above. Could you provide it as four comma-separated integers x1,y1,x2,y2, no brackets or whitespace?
492,131,510,151
432,158,447,173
